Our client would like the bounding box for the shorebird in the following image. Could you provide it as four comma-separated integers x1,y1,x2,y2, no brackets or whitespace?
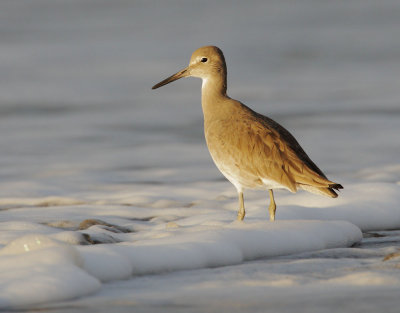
152,46,342,221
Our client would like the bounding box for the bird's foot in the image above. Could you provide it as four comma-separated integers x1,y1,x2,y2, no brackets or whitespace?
237,210,245,221
268,204,276,221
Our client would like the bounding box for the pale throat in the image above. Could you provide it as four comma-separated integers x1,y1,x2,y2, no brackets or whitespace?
201,78,222,109
201,77,209,91
201,75,227,98
200,76,230,121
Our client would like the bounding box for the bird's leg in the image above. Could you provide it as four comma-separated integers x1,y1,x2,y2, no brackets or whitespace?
237,191,245,221
268,189,276,221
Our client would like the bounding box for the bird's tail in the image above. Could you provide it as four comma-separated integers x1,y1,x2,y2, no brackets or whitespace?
299,182,343,198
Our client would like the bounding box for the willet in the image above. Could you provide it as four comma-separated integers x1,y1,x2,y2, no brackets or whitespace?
152,46,342,221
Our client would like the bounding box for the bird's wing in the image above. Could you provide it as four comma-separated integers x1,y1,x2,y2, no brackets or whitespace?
246,112,337,191
244,120,298,192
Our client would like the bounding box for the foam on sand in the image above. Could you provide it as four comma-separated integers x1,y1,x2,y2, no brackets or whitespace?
0,220,361,309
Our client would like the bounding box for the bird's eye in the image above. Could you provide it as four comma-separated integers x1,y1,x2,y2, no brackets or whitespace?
200,57,208,63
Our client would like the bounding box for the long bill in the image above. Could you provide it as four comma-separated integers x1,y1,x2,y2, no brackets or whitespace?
152,67,189,90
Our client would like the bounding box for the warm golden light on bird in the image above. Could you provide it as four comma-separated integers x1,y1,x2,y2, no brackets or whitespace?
152,46,342,221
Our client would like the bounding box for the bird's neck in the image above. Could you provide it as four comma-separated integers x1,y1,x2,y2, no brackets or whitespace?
201,75,230,120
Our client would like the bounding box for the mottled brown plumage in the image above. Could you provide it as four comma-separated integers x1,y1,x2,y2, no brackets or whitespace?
152,46,342,221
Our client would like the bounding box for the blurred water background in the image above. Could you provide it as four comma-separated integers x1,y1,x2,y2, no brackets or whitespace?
0,0,399,196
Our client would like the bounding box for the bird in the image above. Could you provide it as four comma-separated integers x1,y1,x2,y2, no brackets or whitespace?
152,46,342,221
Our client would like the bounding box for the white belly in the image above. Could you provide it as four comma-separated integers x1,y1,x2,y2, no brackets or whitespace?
211,155,291,193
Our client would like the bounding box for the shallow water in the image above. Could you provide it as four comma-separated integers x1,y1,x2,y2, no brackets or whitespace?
1,0,400,195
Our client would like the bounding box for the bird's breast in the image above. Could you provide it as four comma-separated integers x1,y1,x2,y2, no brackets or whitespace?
204,118,265,190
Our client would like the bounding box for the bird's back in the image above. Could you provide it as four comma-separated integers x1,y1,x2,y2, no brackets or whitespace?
253,109,326,178
204,99,342,197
